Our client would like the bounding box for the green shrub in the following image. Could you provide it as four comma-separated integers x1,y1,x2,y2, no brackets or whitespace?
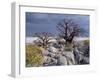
26,45,43,67
65,42,73,51
83,40,89,46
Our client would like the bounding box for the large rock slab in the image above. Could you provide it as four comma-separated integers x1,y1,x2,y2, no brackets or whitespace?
57,54,68,65
63,51,75,65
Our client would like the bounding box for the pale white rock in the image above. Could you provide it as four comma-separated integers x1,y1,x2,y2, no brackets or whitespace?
48,46,58,53
63,51,75,65
57,54,67,65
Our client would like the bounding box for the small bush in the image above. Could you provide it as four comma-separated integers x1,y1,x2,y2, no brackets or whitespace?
26,45,43,67
64,42,73,51
83,40,89,46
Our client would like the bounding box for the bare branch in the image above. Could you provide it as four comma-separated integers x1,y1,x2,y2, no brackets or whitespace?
56,18,85,43
34,32,53,48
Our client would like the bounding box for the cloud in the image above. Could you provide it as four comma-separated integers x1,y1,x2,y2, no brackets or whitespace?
26,12,89,37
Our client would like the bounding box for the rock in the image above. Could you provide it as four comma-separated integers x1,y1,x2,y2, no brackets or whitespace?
47,52,56,58
42,50,49,56
48,46,58,53
54,54,59,59
49,58,58,66
73,47,89,64
81,56,89,64
63,51,75,65
57,54,67,65
73,48,83,64
43,56,51,64
43,55,58,66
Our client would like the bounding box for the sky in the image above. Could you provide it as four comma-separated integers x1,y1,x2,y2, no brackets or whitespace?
26,12,89,37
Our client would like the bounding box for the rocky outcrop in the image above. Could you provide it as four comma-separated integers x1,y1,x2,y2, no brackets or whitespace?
73,47,89,65
42,43,89,66
42,49,76,66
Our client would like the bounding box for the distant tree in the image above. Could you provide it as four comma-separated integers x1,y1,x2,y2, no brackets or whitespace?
57,19,85,44
34,32,53,48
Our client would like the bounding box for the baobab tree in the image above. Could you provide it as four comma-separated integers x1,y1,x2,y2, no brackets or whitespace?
34,32,53,48
57,19,85,44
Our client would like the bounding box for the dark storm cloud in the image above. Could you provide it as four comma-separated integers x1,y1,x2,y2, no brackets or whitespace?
26,12,89,37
